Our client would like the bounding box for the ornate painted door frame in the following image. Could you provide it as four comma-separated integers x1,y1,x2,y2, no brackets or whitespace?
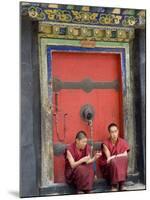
38,34,135,187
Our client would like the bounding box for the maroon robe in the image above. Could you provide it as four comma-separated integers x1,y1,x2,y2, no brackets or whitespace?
64,142,94,192
99,137,130,185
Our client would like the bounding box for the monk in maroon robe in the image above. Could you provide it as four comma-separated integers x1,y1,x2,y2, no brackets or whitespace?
64,130,101,193
99,123,130,191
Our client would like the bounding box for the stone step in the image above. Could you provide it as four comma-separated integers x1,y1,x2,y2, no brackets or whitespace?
39,173,145,196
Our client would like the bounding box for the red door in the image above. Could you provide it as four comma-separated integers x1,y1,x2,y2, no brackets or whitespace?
51,52,123,183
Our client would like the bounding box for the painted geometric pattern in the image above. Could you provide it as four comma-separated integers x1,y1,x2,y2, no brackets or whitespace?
39,23,134,42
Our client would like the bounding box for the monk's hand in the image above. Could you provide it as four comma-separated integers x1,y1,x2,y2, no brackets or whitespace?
107,155,116,163
94,152,102,160
81,155,90,163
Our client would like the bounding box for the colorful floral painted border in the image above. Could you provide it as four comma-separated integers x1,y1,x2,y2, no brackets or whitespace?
21,2,145,28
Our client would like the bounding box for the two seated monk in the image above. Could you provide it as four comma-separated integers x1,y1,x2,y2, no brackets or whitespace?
64,123,130,193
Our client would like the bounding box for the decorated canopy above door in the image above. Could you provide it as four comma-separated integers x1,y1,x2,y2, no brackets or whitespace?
21,2,145,43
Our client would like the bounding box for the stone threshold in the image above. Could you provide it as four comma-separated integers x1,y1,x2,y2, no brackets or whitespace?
39,173,145,196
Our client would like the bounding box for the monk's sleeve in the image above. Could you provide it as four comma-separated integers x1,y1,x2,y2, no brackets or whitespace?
121,139,130,153
64,146,69,159
102,140,109,150
64,144,75,160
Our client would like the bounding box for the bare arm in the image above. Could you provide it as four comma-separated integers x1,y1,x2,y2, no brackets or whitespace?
102,142,128,164
66,150,90,169
116,151,128,157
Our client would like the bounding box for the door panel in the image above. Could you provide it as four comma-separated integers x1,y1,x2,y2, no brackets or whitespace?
51,52,123,182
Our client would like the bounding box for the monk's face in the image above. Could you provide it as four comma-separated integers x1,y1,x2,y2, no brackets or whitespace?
76,137,88,150
109,126,119,142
